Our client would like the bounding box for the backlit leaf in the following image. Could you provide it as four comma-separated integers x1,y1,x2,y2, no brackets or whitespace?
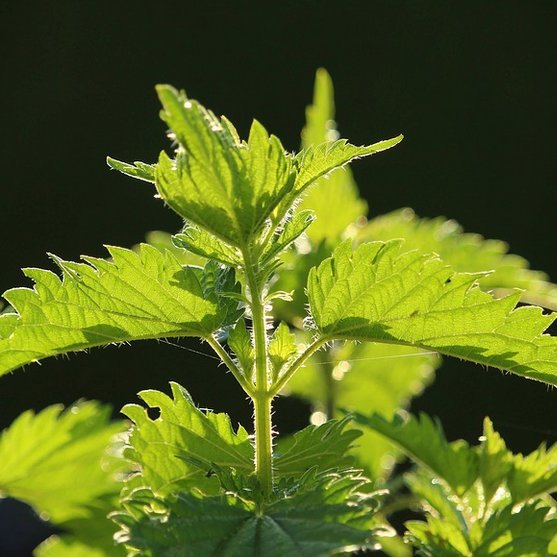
274,417,361,477
122,382,253,496
356,412,478,496
0,402,124,523
114,468,378,557
0,245,240,376
297,68,368,244
308,240,557,385
173,226,241,267
154,86,296,247
227,318,253,375
268,322,298,379
106,158,155,184
364,208,557,310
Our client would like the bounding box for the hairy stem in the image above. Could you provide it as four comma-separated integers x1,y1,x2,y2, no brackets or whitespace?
242,248,273,496
253,393,273,497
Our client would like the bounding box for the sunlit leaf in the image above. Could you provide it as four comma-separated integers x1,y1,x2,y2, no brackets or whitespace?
364,208,557,310
0,245,240,376
0,402,124,523
114,468,378,557
308,240,557,385
122,382,253,496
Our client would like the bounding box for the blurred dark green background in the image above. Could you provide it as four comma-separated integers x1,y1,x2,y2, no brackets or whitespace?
1,1,556,555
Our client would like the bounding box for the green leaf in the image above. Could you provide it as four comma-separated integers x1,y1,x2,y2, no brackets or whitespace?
173,226,241,267
227,318,253,375
35,503,126,557
154,86,296,247
286,341,438,478
0,244,240,376
122,382,253,496
301,68,339,149
268,322,298,379
372,414,557,556
274,417,361,478
507,440,557,502
260,210,316,266
0,402,124,523
406,491,557,557
36,540,115,557
106,157,156,183
271,241,332,326
36,541,111,557
141,230,204,266
297,68,368,244
405,470,467,530
478,418,513,504
369,413,557,556
112,81,399,260
406,515,471,557
476,503,557,556
271,136,401,235
308,240,557,385
356,412,478,496
114,469,378,557
293,136,403,198
364,208,557,310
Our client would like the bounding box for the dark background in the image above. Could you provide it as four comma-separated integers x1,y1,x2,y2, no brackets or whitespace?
1,1,556,555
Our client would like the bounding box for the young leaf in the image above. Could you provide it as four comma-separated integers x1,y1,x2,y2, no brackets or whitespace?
308,240,557,385
106,157,156,184
356,412,478,496
297,68,368,244
268,322,298,379
0,402,125,523
478,417,513,504
270,135,402,234
153,86,296,248
405,515,473,557
274,417,361,477
122,382,253,496
507,440,557,502
476,503,557,556
0,244,240,376
260,210,316,266
405,469,467,530
111,80,400,256
364,208,557,310
141,230,204,266
115,469,378,557
173,226,241,267
293,137,403,198
228,318,253,375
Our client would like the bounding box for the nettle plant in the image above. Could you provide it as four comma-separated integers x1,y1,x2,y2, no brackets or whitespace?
1,70,557,557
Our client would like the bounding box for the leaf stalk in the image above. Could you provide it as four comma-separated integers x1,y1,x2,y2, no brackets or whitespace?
270,336,329,396
206,336,254,397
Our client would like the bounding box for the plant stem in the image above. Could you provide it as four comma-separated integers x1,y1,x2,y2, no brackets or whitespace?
253,392,273,497
242,248,273,496
206,336,254,397
270,336,329,396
